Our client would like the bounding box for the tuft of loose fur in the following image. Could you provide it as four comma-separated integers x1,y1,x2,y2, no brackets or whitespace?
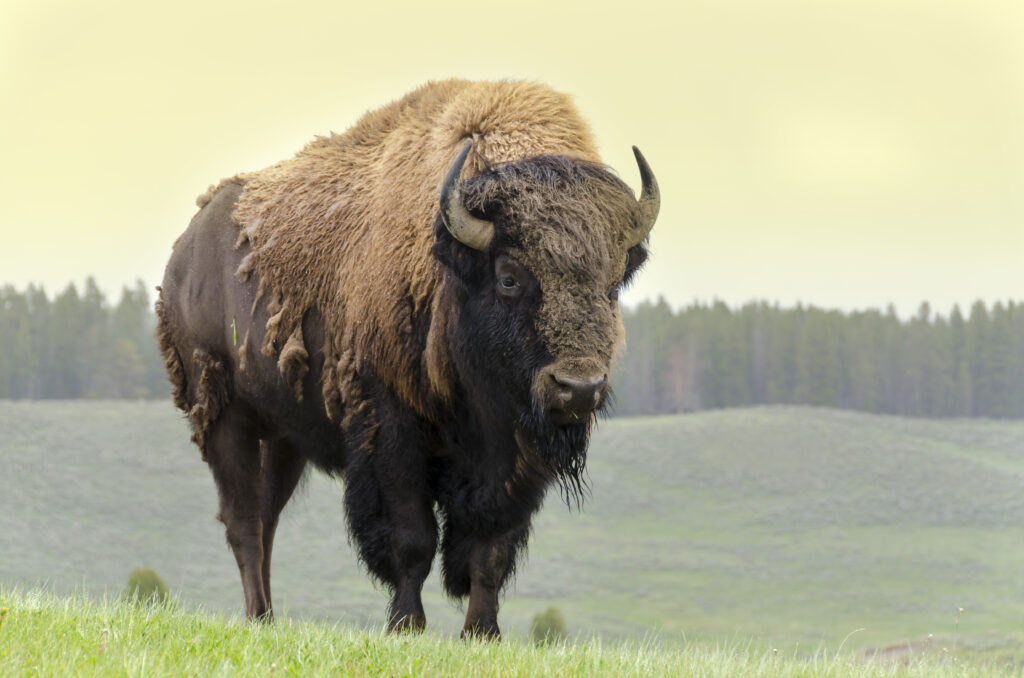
154,295,187,413
187,349,229,459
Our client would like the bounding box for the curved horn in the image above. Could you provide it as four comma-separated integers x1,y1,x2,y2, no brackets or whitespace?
439,141,494,251
628,146,660,247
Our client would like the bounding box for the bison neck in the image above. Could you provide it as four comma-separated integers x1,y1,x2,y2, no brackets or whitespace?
430,393,590,537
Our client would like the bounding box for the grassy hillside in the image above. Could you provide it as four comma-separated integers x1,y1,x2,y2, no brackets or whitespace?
2,402,1024,654
1,589,1020,677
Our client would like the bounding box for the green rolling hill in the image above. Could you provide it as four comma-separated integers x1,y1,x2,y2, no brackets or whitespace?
2,401,1023,652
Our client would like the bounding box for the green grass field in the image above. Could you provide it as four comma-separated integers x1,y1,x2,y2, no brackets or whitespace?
2,588,1023,677
2,401,1024,658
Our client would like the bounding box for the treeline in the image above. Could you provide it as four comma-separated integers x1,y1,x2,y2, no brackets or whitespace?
2,282,1023,419
614,299,1024,419
0,279,165,399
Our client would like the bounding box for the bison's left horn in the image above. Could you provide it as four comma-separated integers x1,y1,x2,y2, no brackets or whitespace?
627,146,660,248
439,141,494,251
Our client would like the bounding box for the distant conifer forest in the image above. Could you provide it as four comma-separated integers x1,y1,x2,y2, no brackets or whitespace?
0,280,1021,418
615,298,1024,419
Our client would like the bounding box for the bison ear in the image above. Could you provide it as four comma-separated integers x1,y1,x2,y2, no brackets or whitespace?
621,240,650,290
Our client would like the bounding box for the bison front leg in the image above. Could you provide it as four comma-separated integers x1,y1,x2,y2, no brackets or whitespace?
442,522,528,640
462,541,510,639
343,397,438,633
384,496,437,633
344,484,436,633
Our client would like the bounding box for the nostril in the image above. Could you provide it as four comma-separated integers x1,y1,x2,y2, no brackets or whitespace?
553,374,605,390
551,374,606,411
557,376,602,393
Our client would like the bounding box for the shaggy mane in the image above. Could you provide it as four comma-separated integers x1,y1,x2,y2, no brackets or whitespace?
227,80,601,419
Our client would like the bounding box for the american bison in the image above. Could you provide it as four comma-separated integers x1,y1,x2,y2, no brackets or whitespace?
156,79,659,637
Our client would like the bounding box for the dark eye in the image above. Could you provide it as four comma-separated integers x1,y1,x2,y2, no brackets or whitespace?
494,254,528,300
608,287,620,301
497,275,522,298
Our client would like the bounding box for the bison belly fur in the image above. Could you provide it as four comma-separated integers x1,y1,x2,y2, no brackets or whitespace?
155,79,659,638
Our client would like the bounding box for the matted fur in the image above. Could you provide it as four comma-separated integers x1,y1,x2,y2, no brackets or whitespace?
155,294,230,459
187,348,229,458
154,296,186,412
229,80,602,418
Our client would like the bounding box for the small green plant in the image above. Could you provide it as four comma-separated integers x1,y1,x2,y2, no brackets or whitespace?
124,567,169,605
530,606,567,645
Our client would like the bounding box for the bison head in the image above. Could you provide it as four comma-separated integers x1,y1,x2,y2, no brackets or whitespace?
433,143,659,496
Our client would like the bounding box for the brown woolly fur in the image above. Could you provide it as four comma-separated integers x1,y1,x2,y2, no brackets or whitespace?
231,80,601,418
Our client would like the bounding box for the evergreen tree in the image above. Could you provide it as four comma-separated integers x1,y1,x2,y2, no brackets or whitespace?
113,281,160,398
0,286,35,397
80,277,114,397
1010,302,1024,417
793,307,840,407
26,285,53,398
704,300,749,408
50,283,84,398
987,302,1017,418
948,305,972,416
966,301,991,416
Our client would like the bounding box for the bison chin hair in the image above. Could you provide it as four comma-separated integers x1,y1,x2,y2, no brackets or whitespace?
517,403,596,508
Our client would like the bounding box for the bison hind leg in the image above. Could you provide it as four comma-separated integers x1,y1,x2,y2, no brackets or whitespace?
204,404,272,621
258,439,307,616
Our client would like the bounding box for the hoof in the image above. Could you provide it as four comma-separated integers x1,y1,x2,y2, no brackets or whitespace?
248,609,274,624
387,613,426,634
460,622,501,641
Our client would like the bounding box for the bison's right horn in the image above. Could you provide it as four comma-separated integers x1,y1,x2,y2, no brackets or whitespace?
439,142,494,251
627,146,660,248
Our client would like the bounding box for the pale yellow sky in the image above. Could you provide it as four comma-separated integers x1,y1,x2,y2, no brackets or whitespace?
1,0,1021,316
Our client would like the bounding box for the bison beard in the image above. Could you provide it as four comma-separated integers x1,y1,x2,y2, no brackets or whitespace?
156,79,658,639
518,408,592,506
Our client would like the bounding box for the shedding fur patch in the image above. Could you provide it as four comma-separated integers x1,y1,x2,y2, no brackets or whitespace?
228,79,601,418
188,349,230,460
322,356,344,423
154,296,187,412
277,324,309,402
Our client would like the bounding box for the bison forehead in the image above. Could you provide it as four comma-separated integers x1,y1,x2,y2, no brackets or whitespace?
513,236,628,288
461,155,642,285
